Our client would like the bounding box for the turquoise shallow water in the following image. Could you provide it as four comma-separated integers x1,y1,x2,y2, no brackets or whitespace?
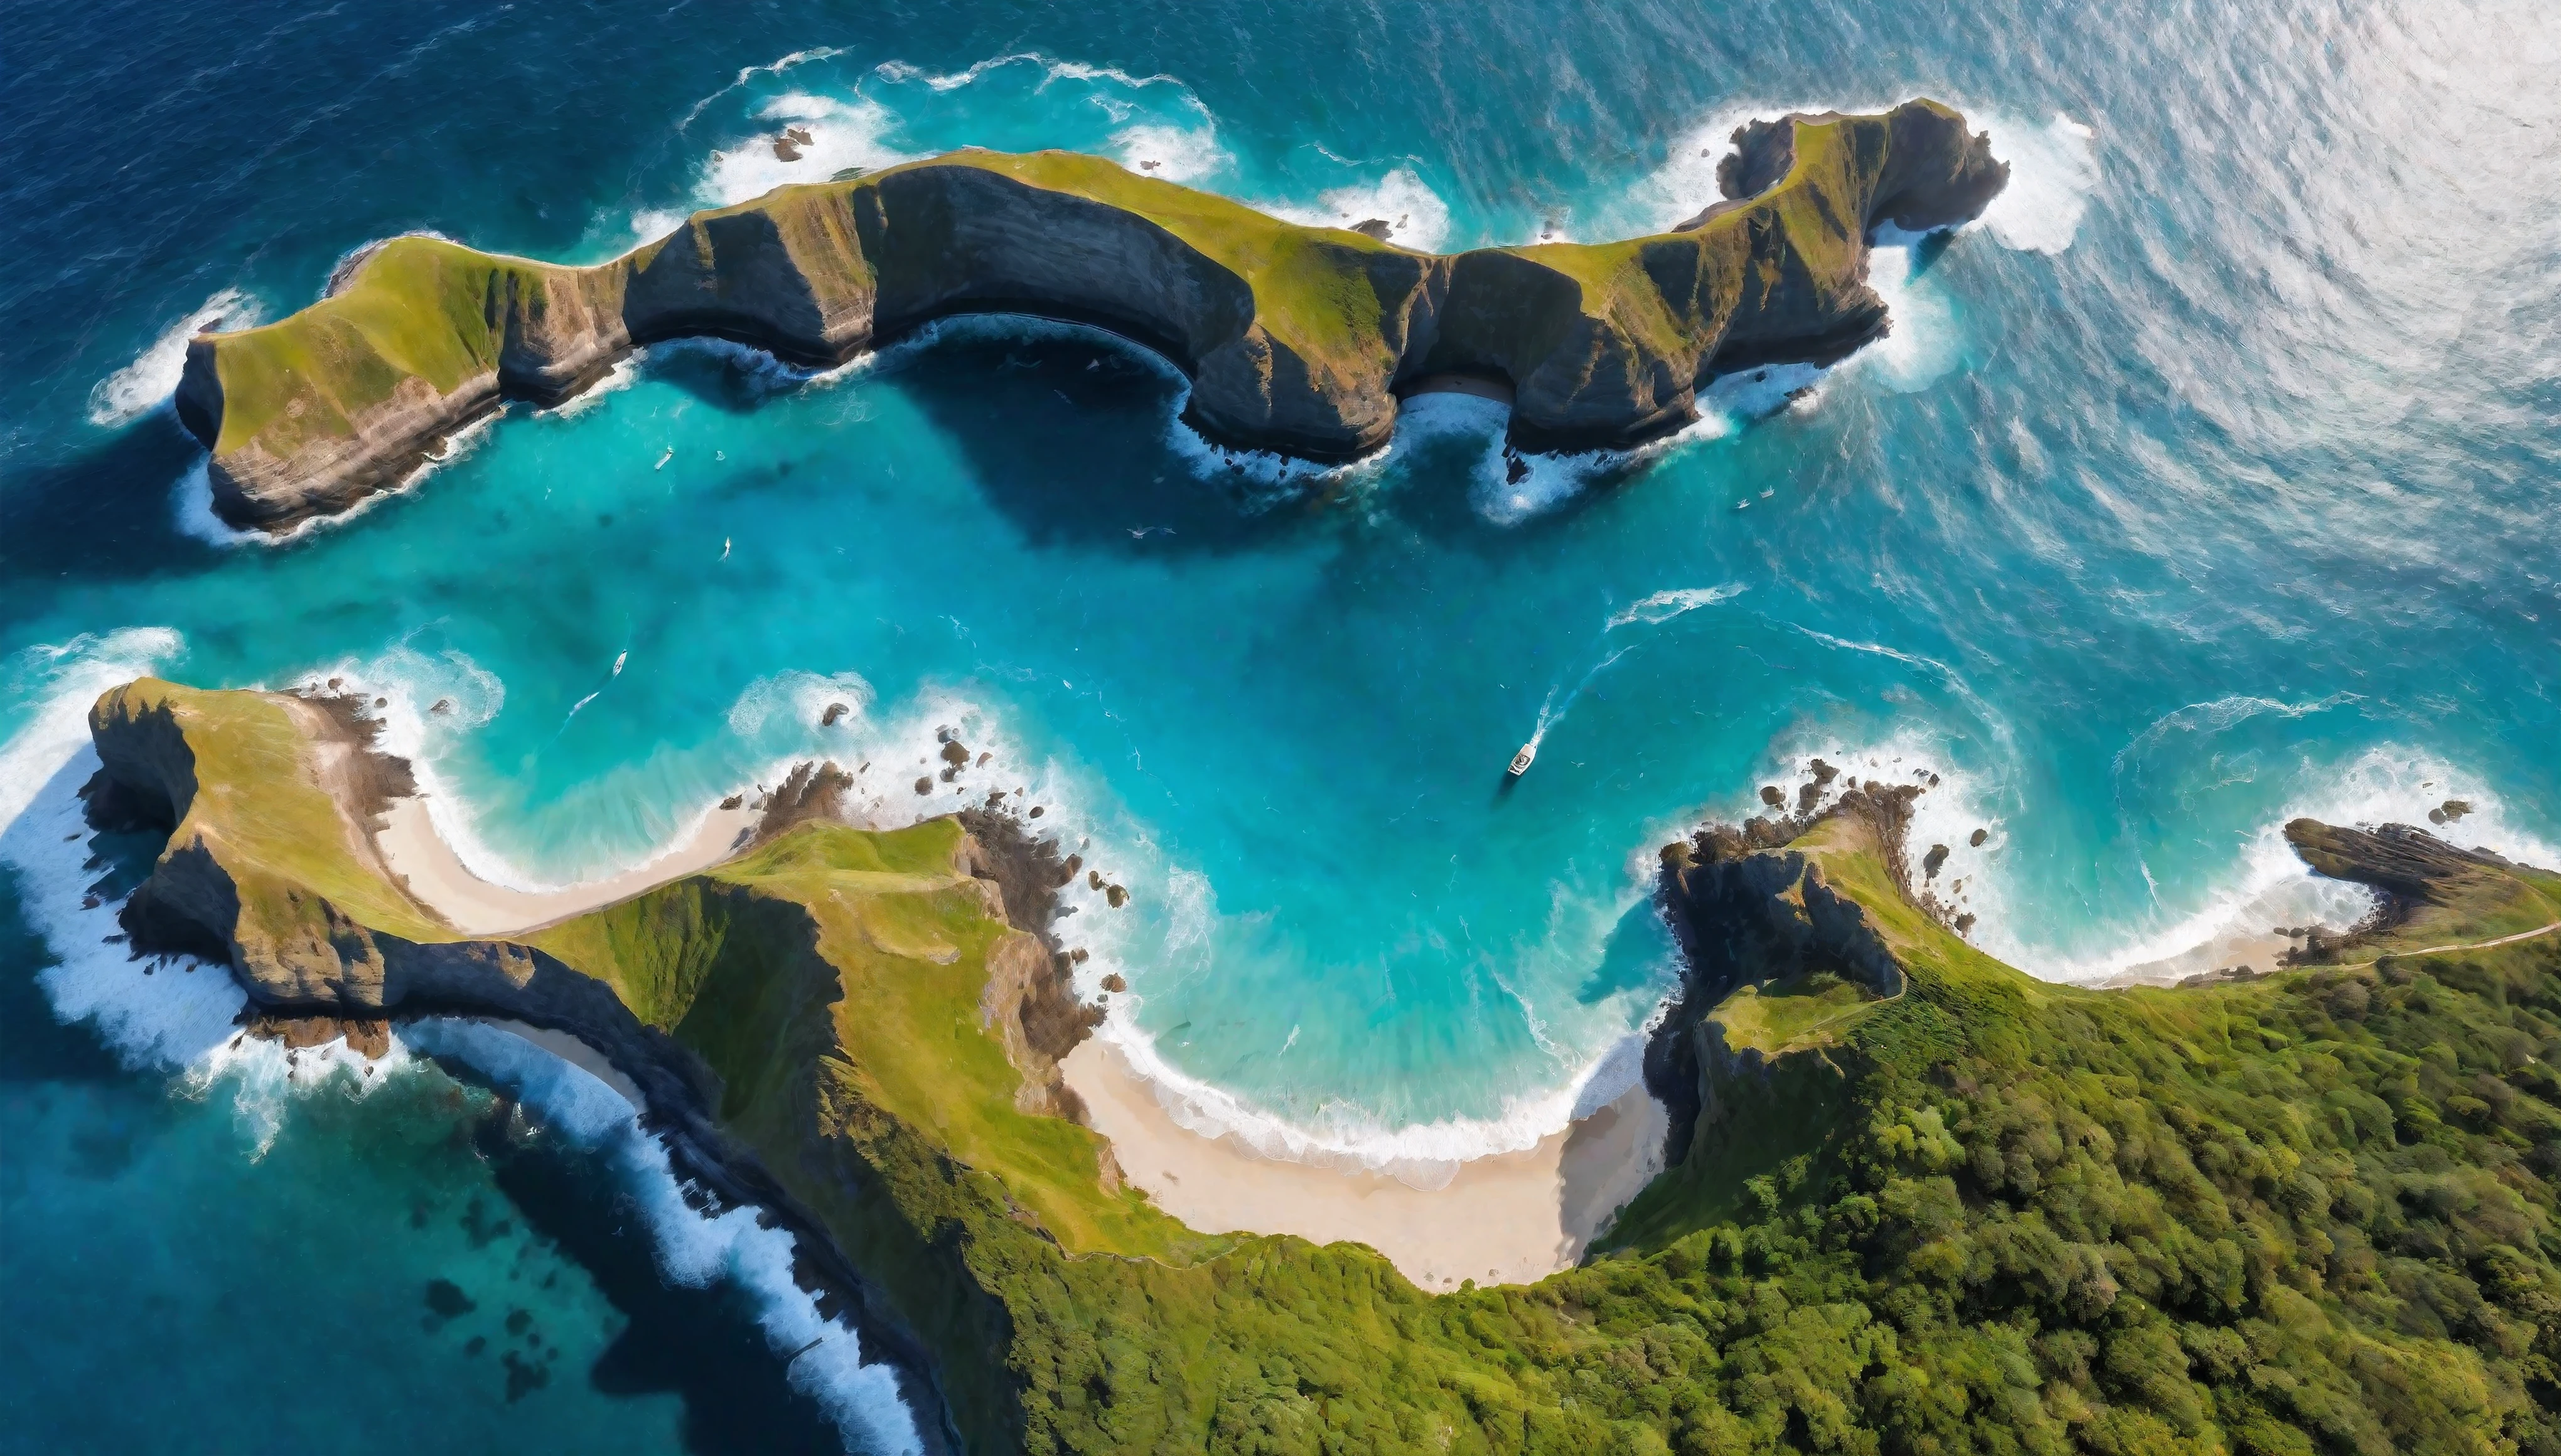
4,0,2559,1447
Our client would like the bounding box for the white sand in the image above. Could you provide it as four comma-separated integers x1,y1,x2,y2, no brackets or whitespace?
339,726,1670,1286
379,796,761,936
1063,1039,1668,1288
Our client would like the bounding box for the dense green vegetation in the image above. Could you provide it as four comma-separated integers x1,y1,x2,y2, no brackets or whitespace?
99,680,2561,1454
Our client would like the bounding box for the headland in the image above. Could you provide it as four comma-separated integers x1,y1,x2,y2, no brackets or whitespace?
172,100,2009,532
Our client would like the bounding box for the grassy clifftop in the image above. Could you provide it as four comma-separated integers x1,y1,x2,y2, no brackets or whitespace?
80,680,2561,1454
175,100,2010,530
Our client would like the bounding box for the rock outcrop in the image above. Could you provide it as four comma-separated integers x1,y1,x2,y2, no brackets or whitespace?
175,101,2007,532
81,678,1138,1455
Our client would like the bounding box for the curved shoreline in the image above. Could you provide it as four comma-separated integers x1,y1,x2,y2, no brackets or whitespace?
176,101,2008,533
364,746,1676,1287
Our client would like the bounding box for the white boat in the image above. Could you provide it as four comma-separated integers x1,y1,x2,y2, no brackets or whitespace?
1508,742,1537,778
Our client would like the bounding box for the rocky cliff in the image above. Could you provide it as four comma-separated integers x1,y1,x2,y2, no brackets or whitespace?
80,679,2561,1455
174,100,2007,532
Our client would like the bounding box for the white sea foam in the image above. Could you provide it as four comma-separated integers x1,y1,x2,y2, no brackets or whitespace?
1607,100,2098,257
403,1017,915,1453
169,461,259,548
532,354,641,419
87,289,260,427
2031,743,2561,984
1095,1010,1660,1190
1973,110,2100,255
1110,121,1232,185
1264,166,1454,252
0,626,422,1150
1606,584,1747,629
0,633,920,1452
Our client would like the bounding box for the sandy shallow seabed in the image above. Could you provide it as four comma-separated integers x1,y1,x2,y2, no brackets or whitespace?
369,773,1670,1287
1063,1039,1669,1288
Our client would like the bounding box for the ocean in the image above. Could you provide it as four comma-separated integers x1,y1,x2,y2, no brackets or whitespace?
3,0,2557,1448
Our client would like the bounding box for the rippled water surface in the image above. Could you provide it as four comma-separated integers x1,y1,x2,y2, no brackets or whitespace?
4,0,2557,1447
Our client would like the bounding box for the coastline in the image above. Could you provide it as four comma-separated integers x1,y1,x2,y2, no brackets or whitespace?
356,751,1673,1288
1061,1037,1666,1288
379,795,761,936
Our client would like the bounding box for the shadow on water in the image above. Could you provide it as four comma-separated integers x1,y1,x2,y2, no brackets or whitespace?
0,412,224,594
881,320,1648,564
884,326,1311,557
1574,896,1680,1008
462,1098,847,1456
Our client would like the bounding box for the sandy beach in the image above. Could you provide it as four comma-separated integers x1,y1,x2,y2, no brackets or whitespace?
341,740,1673,1288
1063,1037,1668,1289
379,796,762,936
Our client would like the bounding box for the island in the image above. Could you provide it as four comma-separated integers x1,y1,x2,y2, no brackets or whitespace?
76,675,2561,1455
171,100,2010,532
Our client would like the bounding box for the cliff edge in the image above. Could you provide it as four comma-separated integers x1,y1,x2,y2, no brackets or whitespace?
173,100,2007,532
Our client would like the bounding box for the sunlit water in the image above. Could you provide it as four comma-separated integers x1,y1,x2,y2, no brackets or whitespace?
4,0,2558,1447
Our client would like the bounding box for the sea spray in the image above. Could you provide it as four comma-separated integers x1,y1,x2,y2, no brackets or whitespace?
87,290,260,428
404,1020,926,1456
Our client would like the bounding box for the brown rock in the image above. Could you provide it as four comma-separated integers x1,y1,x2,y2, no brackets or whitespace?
1088,870,1103,891
1968,828,1988,847
1922,844,1950,877
721,793,744,810
1808,758,1838,786
1028,806,1044,818
1759,785,1785,808
1105,884,1128,908
1071,948,1089,964
823,702,849,726
941,741,969,767
1100,972,1127,993
913,776,933,795
1350,218,1393,241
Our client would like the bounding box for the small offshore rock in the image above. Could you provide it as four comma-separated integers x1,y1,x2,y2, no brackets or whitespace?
431,698,455,715
823,702,849,727
1808,758,1839,786
1105,884,1128,908
1101,972,1127,993
913,776,933,795
1759,785,1785,808
1969,827,1989,847
721,793,744,810
976,751,992,767
771,135,803,161
1923,844,1950,877
1796,783,1822,813
940,741,969,767
1071,948,1089,964
1350,218,1393,240
1028,806,1044,818
1088,869,1104,891
1954,913,1977,935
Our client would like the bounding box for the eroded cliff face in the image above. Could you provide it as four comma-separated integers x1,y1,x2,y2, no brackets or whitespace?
1643,786,1926,1163
80,678,1139,1455
176,100,2008,532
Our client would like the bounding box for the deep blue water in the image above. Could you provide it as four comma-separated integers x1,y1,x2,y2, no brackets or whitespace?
4,0,2558,1448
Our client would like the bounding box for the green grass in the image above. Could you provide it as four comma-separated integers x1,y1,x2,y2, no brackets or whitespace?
96,678,448,947
197,102,1985,475
115,680,2561,1455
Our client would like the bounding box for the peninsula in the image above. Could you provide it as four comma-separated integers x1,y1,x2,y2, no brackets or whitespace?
78,676,2561,1455
172,100,2009,532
